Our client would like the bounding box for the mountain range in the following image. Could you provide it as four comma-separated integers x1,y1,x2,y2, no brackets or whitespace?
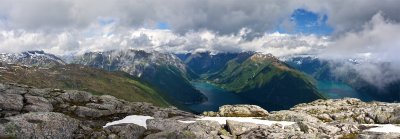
284,56,400,102
1,49,398,112
179,52,325,110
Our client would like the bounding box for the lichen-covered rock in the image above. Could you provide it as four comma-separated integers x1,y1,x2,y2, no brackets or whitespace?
226,120,259,136
147,118,189,131
4,85,27,95
144,130,198,139
0,112,79,139
239,123,317,139
3,83,400,138
22,95,53,112
59,90,93,104
74,106,113,118
0,83,197,138
389,107,400,124
288,98,400,124
146,119,221,139
203,104,269,117
0,93,24,112
265,110,320,123
185,120,221,138
104,123,146,139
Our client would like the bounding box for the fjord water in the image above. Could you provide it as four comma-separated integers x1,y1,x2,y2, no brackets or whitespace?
186,82,251,113
186,80,374,114
317,80,373,101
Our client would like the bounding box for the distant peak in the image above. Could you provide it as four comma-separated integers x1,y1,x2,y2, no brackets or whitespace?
250,53,277,61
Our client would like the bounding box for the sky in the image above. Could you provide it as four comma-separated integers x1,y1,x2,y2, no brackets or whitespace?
0,0,399,87
0,0,399,57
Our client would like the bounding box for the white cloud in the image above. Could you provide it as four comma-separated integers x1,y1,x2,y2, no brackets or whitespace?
0,0,299,34
0,0,399,89
319,13,400,88
301,0,400,34
0,22,329,57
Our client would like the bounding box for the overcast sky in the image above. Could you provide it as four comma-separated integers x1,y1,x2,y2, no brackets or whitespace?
1,0,400,87
0,0,399,57
0,0,398,59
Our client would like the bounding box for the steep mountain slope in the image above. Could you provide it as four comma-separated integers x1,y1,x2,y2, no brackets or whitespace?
180,52,326,110
73,50,206,105
284,56,400,102
207,53,325,110
176,52,251,75
0,50,65,67
0,63,169,107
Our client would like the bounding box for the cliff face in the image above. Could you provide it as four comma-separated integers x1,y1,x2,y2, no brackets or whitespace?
1,82,400,138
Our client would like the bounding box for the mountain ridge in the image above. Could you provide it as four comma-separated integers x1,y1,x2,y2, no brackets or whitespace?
72,49,207,106
180,51,326,110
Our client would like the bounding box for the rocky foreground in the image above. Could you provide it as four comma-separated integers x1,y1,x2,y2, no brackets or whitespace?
1,83,400,138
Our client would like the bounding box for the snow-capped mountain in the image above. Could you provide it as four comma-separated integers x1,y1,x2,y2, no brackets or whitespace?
73,49,206,105
0,50,65,67
73,49,187,77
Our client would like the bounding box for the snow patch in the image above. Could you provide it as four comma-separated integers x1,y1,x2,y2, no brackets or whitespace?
104,115,400,134
104,115,295,129
178,120,197,124
365,124,400,133
103,115,154,129
193,117,295,127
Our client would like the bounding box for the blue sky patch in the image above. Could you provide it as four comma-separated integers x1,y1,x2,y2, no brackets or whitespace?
157,22,170,29
277,9,333,35
291,9,333,35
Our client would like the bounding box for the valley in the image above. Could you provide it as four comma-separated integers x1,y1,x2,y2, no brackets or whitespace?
185,82,251,114
316,80,374,101
2,1,400,138
1,50,399,113
1,50,400,139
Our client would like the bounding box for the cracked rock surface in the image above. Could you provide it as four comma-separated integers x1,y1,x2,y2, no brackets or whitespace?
1,83,400,138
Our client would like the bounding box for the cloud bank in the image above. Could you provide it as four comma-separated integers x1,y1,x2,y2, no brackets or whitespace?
0,0,400,88
319,13,400,88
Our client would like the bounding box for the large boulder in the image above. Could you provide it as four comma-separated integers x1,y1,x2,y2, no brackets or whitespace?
22,95,53,112
265,110,320,123
146,119,189,131
0,112,79,139
104,123,146,139
239,123,317,139
226,120,259,136
74,106,113,118
0,94,24,111
59,90,93,104
144,130,198,139
146,119,221,139
185,120,221,138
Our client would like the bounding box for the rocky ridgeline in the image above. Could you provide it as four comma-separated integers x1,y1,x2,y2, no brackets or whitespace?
202,105,269,117
1,83,400,138
203,99,400,139
0,83,195,138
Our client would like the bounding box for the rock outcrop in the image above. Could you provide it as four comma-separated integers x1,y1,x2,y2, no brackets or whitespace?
203,104,269,117
0,83,195,138
103,123,146,139
1,82,400,138
0,112,79,139
201,98,400,138
266,98,400,124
